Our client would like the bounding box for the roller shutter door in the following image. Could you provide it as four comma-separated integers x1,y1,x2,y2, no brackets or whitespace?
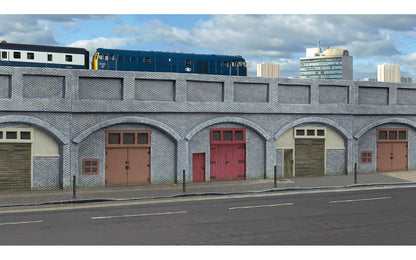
0,143,31,190
295,139,325,176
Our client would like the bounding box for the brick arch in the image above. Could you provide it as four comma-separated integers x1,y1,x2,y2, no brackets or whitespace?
0,115,68,144
354,117,416,139
274,116,352,140
73,116,181,144
185,116,271,141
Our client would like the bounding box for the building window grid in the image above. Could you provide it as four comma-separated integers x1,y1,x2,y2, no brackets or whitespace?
106,130,151,148
210,128,246,144
0,128,33,143
361,151,372,164
377,129,408,142
82,158,99,175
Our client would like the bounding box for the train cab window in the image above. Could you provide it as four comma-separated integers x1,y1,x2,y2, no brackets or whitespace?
48,54,53,61
98,54,104,60
65,55,73,62
185,59,191,66
103,54,108,60
110,54,115,61
27,52,34,60
145,57,151,63
13,52,21,59
232,61,236,67
2,52,7,59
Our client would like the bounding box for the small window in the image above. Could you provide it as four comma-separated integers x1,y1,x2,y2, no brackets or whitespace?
361,151,372,164
307,130,315,136
378,131,387,140
185,60,191,66
0,132,3,139
108,133,121,144
145,57,151,63
123,133,135,144
13,52,21,59
27,52,35,60
104,54,108,61
296,129,305,136
399,131,407,140
65,55,73,62
317,129,325,136
47,54,53,61
223,131,233,141
2,51,7,59
389,131,397,140
6,131,17,139
20,132,31,140
137,133,149,144
223,61,229,67
110,54,115,60
82,159,99,175
212,131,221,141
235,131,244,141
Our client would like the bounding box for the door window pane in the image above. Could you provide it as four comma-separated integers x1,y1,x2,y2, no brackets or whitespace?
212,131,221,141
223,131,232,141
378,131,387,140
389,131,397,140
137,133,149,144
108,133,121,144
123,133,135,144
399,131,407,140
235,131,244,141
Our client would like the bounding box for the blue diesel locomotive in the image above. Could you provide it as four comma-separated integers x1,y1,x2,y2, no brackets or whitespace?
92,48,247,76
0,41,89,69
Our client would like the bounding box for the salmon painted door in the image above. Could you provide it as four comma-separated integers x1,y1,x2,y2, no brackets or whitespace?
105,148,128,186
210,144,246,181
192,153,206,182
377,142,408,172
127,148,151,185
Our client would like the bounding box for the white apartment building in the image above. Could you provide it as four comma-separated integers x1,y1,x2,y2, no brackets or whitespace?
257,62,280,78
377,63,400,83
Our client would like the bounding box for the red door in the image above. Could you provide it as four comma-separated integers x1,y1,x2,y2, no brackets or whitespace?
210,144,246,181
192,153,206,182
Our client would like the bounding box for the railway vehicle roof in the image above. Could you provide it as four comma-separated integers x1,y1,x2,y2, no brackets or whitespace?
96,48,245,60
0,42,89,54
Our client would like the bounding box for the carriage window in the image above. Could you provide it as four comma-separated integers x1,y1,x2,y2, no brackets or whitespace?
185,60,191,66
2,51,7,59
65,55,73,62
13,52,21,59
48,54,53,61
145,57,151,63
27,52,34,60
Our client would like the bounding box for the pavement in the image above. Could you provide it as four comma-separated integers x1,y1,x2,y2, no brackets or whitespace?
1,171,416,207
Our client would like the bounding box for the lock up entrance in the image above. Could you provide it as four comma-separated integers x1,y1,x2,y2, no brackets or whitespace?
105,130,151,186
377,129,408,172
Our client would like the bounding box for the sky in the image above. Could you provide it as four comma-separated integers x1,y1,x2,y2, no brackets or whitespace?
2,1,416,80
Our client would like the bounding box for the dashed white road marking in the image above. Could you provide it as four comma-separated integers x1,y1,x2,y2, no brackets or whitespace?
0,220,43,226
229,202,294,210
91,210,188,220
329,197,391,204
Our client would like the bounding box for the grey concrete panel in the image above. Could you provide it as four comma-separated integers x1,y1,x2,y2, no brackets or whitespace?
233,82,269,103
358,87,388,105
23,75,65,99
278,84,310,104
319,85,349,104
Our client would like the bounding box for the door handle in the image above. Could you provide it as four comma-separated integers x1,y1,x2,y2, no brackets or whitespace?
125,165,130,170
225,161,229,165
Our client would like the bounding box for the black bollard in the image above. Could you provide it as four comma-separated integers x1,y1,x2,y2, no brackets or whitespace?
72,175,76,199
182,169,186,193
274,165,277,188
354,163,357,184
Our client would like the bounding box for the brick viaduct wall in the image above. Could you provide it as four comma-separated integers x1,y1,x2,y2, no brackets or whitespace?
1,66,416,189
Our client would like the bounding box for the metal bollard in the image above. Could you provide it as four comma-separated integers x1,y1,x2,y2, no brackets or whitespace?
72,175,76,199
354,163,357,184
182,169,186,193
274,165,277,188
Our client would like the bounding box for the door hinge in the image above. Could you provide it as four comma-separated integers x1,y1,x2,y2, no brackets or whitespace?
210,161,216,164
238,160,246,163
210,176,216,179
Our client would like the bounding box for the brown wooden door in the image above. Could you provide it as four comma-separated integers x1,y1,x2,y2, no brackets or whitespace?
192,153,206,182
284,149,294,178
295,139,325,176
105,148,128,186
127,147,150,185
377,142,408,172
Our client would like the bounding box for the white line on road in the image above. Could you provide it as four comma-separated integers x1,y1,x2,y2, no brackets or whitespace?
329,197,391,204
229,202,294,210
0,220,44,226
91,210,188,220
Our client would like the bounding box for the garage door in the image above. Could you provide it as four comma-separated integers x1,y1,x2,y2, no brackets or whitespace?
0,143,31,190
295,139,325,176
377,129,408,172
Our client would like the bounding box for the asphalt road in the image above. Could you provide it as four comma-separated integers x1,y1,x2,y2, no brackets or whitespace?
0,186,415,245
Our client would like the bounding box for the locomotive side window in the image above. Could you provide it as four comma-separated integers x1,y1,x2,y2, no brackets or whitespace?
185,59,191,66
13,52,21,59
1,52,7,59
65,55,73,62
145,57,151,63
223,61,229,67
48,54,53,61
27,52,35,60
